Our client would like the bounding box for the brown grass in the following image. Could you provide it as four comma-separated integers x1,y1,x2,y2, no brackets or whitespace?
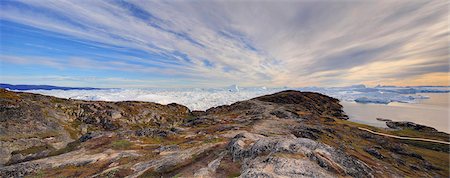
309,117,450,177
111,140,134,150
28,160,110,177
11,145,54,155
0,131,60,142
0,89,21,100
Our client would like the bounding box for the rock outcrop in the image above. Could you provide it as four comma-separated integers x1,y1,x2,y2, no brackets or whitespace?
0,89,448,178
227,132,373,177
386,121,438,132
0,89,190,166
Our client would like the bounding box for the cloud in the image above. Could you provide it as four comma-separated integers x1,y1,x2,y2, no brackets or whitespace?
0,75,203,88
0,0,448,87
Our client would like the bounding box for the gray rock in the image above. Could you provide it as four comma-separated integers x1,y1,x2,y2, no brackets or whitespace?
376,118,392,122
135,128,175,138
227,134,374,178
194,151,226,177
130,143,219,178
364,147,384,159
386,121,437,132
291,125,324,140
241,156,335,178
270,110,301,120
155,145,180,153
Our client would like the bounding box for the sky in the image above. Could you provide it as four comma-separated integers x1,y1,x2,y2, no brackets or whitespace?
0,0,448,88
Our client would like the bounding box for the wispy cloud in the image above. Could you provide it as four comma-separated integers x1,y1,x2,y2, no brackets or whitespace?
0,0,448,87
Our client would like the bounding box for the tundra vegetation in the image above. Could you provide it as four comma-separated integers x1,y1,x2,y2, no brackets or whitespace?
0,89,448,177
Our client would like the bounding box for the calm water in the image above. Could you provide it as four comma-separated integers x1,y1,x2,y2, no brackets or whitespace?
342,93,450,133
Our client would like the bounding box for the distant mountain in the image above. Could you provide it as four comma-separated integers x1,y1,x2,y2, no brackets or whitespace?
0,83,101,91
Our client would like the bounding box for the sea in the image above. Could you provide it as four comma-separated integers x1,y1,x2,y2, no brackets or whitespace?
342,93,450,133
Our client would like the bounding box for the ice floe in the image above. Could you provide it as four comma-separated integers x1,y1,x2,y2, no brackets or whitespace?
13,85,449,110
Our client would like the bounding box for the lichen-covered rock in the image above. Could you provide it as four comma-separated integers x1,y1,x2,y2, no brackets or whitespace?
135,128,176,138
291,125,324,140
0,89,191,166
364,147,384,159
129,143,219,177
241,156,334,178
0,148,140,178
386,121,438,132
227,134,373,178
194,151,226,177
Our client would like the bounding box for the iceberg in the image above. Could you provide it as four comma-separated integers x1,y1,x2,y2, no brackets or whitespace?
11,85,449,110
228,84,240,92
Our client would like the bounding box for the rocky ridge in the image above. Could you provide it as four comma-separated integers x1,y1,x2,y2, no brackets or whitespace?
0,89,448,177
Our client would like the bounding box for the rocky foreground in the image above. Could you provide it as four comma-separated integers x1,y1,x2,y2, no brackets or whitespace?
0,89,449,178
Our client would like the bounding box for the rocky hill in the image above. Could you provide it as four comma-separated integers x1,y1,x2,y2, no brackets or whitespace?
0,89,448,177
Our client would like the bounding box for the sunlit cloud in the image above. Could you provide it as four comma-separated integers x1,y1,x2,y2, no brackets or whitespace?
0,0,448,87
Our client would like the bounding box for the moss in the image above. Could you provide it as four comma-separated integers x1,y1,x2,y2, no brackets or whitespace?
7,140,83,164
12,145,54,155
408,145,449,175
48,140,81,157
24,171,44,178
62,124,80,140
203,137,225,144
50,97,66,104
117,156,140,165
70,119,83,130
398,139,449,152
137,134,187,147
111,140,133,150
139,137,164,144
0,131,60,142
28,160,111,178
37,131,60,139
227,173,241,178
97,168,120,177
0,135,16,142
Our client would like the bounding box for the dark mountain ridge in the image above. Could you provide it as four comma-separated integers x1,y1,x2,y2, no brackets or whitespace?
0,83,101,91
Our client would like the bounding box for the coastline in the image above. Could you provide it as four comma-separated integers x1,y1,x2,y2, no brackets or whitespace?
342,93,449,133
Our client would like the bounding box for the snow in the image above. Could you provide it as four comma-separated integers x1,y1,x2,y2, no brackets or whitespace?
18,85,450,111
